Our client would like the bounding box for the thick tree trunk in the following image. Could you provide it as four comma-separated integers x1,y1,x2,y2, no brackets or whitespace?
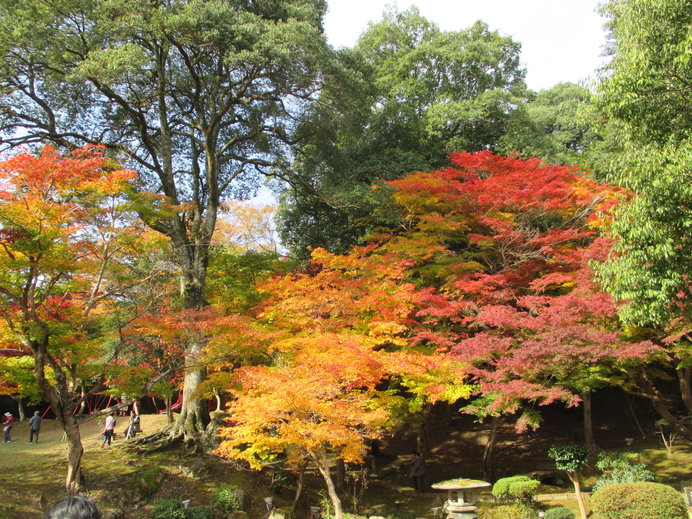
169,235,212,442
482,416,501,481
64,417,84,494
314,453,343,519
568,472,587,519
171,339,209,440
582,390,597,459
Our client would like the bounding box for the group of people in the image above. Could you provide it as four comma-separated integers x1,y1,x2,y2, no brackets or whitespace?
3,410,42,443
1,407,140,446
101,409,140,447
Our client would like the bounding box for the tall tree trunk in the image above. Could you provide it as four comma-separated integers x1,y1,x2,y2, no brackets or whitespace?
482,416,501,481
335,458,346,492
568,472,587,519
314,451,343,519
416,415,429,456
166,395,173,423
12,396,25,422
677,367,692,414
582,390,597,459
170,235,212,441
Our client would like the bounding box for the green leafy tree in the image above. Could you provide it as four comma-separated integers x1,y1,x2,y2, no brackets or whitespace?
547,445,588,519
594,0,691,327
0,0,331,439
498,82,599,166
279,7,527,257
592,0,691,440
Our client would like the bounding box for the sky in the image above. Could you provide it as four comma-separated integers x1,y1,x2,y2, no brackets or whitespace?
323,0,610,92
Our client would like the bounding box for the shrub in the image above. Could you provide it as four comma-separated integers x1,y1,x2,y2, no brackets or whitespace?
211,484,244,514
480,503,537,519
544,507,575,519
492,476,540,503
185,506,214,519
547,445,587,473
137,465,163,497
151,499,186,519
590,482,687,519
592,451,654,491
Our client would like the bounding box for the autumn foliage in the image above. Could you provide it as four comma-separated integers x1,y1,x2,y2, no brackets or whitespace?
216,152,670,512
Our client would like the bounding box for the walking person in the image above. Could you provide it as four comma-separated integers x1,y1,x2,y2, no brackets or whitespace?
2,411,14,442
101,412,116,447
125,410,140,440
29,410,41,444
409,451,427,494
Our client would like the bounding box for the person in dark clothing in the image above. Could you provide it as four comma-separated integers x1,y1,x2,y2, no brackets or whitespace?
29,410,42,444
44,495,101,519
409,451,427,494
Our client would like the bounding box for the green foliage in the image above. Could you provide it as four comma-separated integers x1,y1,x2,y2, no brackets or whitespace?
544,507,576,519
598,0,691,143
388,508,414,519
547,445,587,473
279,6,527,256
136,465,163,498
211,484,244,514
0,356,46,404
491,476,540,503
593,451,655,491
593,0,692,327
185,506,214,519
151,499,186,519
590,482,688,519
497,82,598,166
480,503,537,519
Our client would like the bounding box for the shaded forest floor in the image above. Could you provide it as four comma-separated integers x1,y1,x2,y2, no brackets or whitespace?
0,396,690,519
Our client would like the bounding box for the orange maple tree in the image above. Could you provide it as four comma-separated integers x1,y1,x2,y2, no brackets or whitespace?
0,145,161,492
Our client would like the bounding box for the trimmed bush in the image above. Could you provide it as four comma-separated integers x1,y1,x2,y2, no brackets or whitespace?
480,503,537,519
211,484,245,514
590,482,687,519
151,499,186,519
492,476,540,503
544,507,575,519
593,451,654,491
